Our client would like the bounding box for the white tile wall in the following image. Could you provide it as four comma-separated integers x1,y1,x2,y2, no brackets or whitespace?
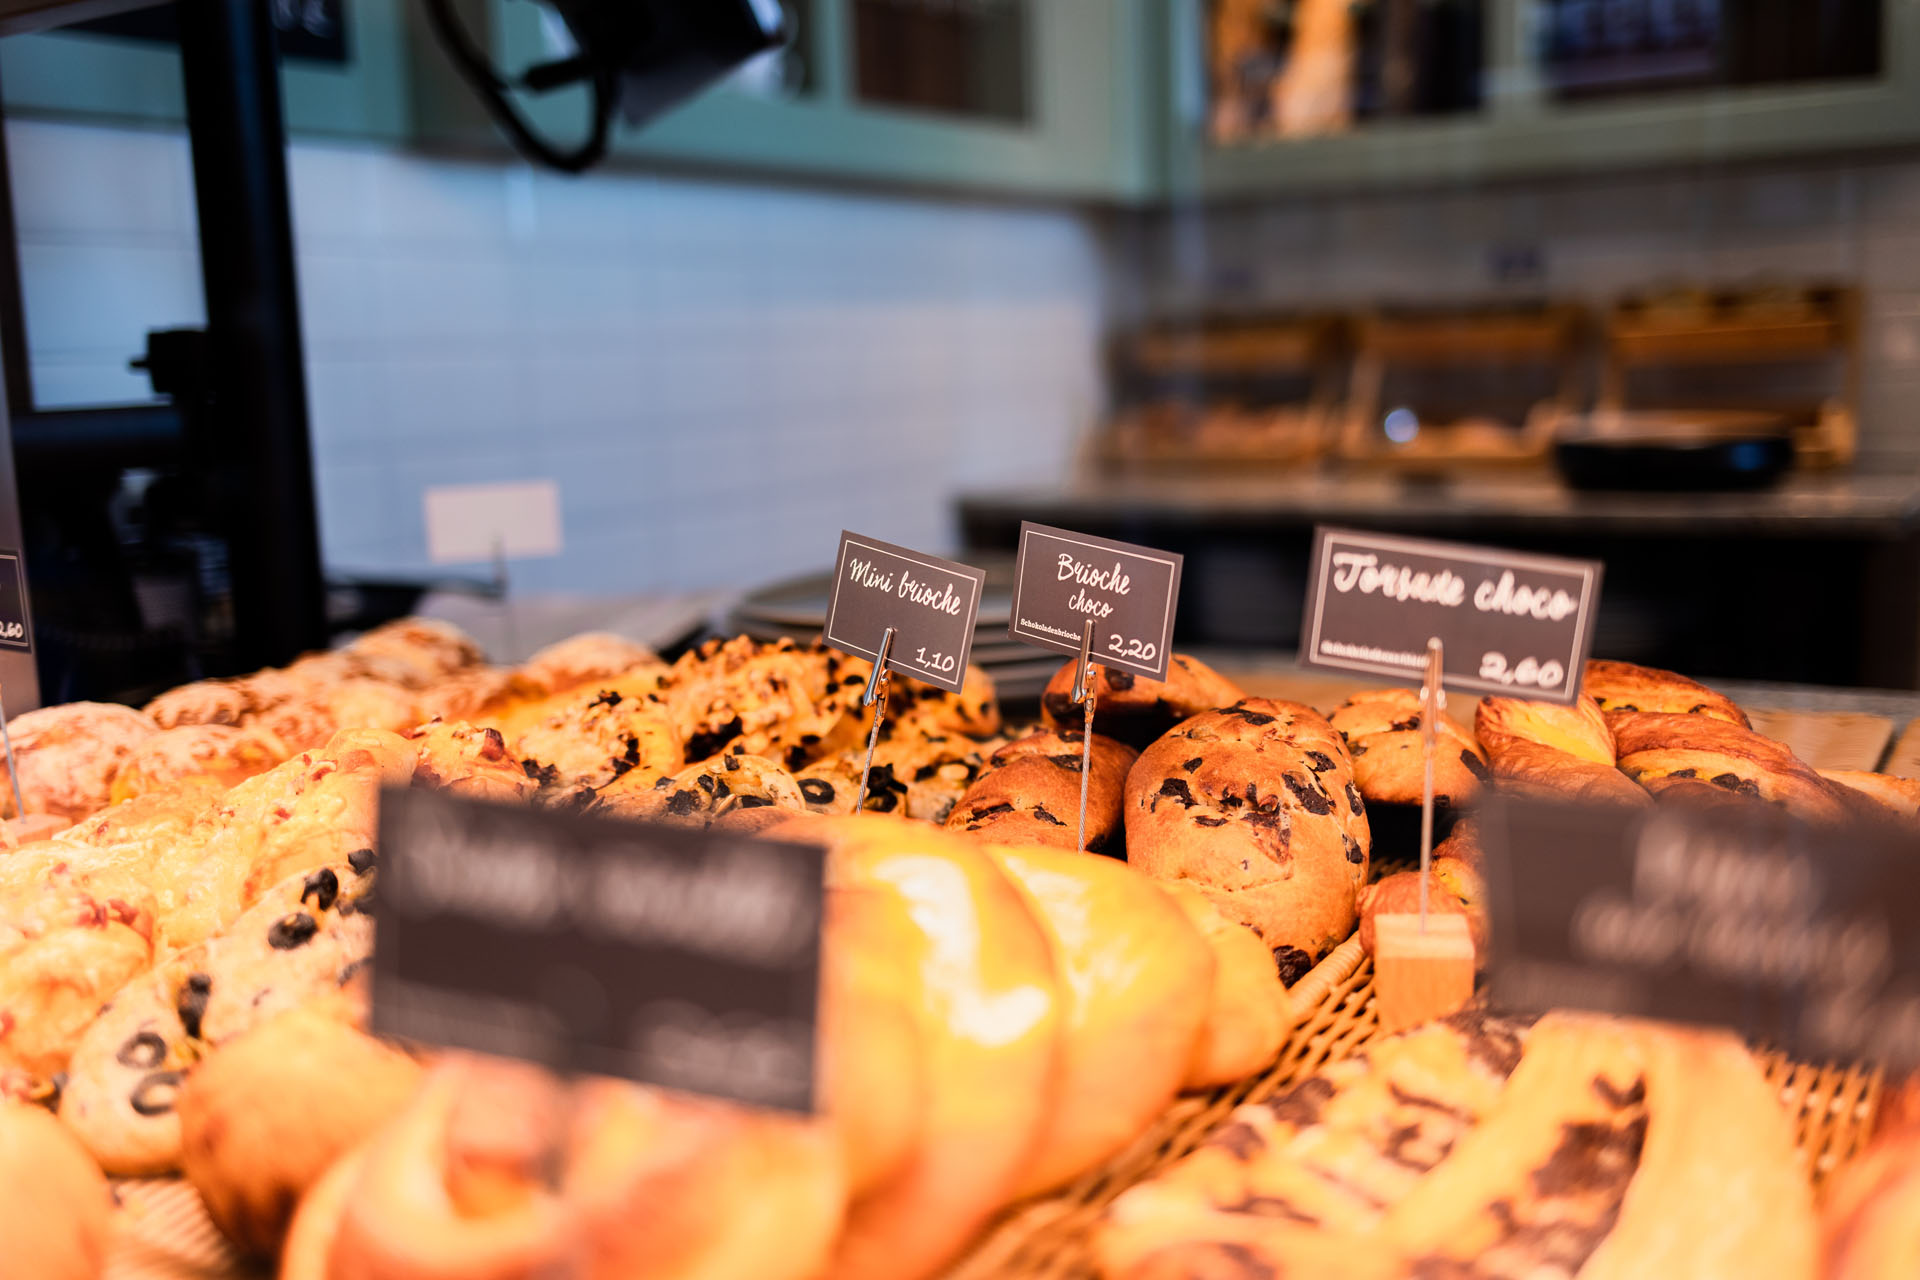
6,120,1107,593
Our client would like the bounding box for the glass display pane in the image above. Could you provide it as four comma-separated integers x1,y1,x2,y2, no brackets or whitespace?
1542,0,1882,100
853,0,1029,123
1207,0,1485,143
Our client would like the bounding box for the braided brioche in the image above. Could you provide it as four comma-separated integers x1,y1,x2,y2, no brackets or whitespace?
1475,694,1650,807
1584,658,1749,728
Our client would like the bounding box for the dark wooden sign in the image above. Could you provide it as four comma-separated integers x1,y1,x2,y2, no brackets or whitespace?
1299,526,1602,705
0,549,30,652
1008,521,1182,681
821,531,984,694
371,788,825,1113
1481,792,1920,1070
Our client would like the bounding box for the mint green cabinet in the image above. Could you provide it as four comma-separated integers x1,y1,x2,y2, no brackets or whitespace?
0,0,411,140
406,0,1163,201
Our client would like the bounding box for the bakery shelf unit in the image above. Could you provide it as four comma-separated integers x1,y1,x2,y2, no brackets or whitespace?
1169,0,1920,195
404,0,1164,201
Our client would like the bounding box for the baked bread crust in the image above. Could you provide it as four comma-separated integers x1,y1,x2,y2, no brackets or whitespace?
1328,688,1488,809
946,729,1137,853
1123,699,1368,972
1610,711,1858,823
1584,658,1750,728
0,1100,111,1280
107,723,286,804
3,700,159,822
1475,694,1650,807
1042,654,1247,750
1820,770,1920,825
1356,856,1486,956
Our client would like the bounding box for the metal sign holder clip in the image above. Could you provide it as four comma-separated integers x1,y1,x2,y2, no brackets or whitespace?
1070,620,1097,853
855,626,897,813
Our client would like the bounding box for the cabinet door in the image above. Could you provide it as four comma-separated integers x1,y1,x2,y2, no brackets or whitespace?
0,0,410,140
407,0,1160,200
1168,0,1920,195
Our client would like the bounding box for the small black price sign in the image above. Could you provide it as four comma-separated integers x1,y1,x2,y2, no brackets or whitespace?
1008,522,1182,681
822,531,985,694
0,549,32,652
1481,793,1920,1070
371,788,825,1113
1299,526,1601,705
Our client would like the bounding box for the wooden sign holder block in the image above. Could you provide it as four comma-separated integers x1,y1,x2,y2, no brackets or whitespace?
1373,912,1476,1034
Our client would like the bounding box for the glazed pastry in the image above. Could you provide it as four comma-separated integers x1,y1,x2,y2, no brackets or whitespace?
406,720,540,805
1155,882,1292,1090
1584,658,1749,728
1475,694,1649,807
774,815,1060,1280
341,617,485,688
1327,688,1487,809
1097,1012,1816,1280
1820,770,1920,824
107,722,285,803
1822,1116,1920,1280
1042,654,1247,750
662,636,866,770
596,751,808,826
888,665,1001,739
946,729,1138,853
516,631,663,696
0,1101,110,1280
985,843,1216,1196
178,995,423,1257
1610,711,1859,824
0,700,159,821
58,856,376,1174
513,684,682,791
1123,699,1369,978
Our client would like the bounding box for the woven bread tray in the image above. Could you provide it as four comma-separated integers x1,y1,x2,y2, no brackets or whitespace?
103,936,1884,1280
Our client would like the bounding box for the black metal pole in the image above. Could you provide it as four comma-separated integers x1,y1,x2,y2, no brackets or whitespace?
176,0,326,668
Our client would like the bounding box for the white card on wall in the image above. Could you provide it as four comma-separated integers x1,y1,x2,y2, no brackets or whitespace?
423,481,564,565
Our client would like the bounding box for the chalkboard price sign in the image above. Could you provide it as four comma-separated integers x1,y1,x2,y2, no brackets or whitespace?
371,788,826,1113
1482,792,1920,1070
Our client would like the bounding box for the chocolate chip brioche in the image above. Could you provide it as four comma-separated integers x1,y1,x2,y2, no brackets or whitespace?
1042,654,1247,750
1584,658,1749,728
1475,693,1650,807
946,729,1137,852
1123,699,1368,975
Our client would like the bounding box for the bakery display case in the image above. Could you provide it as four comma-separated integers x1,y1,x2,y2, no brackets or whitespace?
0,608,1914,1279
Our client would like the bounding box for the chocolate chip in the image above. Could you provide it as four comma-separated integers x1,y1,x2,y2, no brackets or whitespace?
1304,751,1335,773
1460,751,1490,781
1031,806,1065,826
1284,773,1334,815
115,1031,167,1069
130,1071,183,1117
1041,690,1075,722
914,763,939,781
683,716,743,761
1157,777,1197,807
1183,757,1203,773
1050,753,1084,772
1226,705,1276,726
268,913,319,950
1273,946,1315,985
784,746,809,772
696,773,717,795
1591,1075,1647,1108
969,802,1015,818
799,778,836,805
1344,834,1364,864
589,689,623,709
1194,815,1228,827
800,733,820,746
711,778,731,798
177,973,211,1040
301,868,339,912
1346,782,1365,815
1669,767,1697,779
347,848,377,876
737,795,772,808
723,755,741,772
666,790,704,816
1104,669,1136,692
